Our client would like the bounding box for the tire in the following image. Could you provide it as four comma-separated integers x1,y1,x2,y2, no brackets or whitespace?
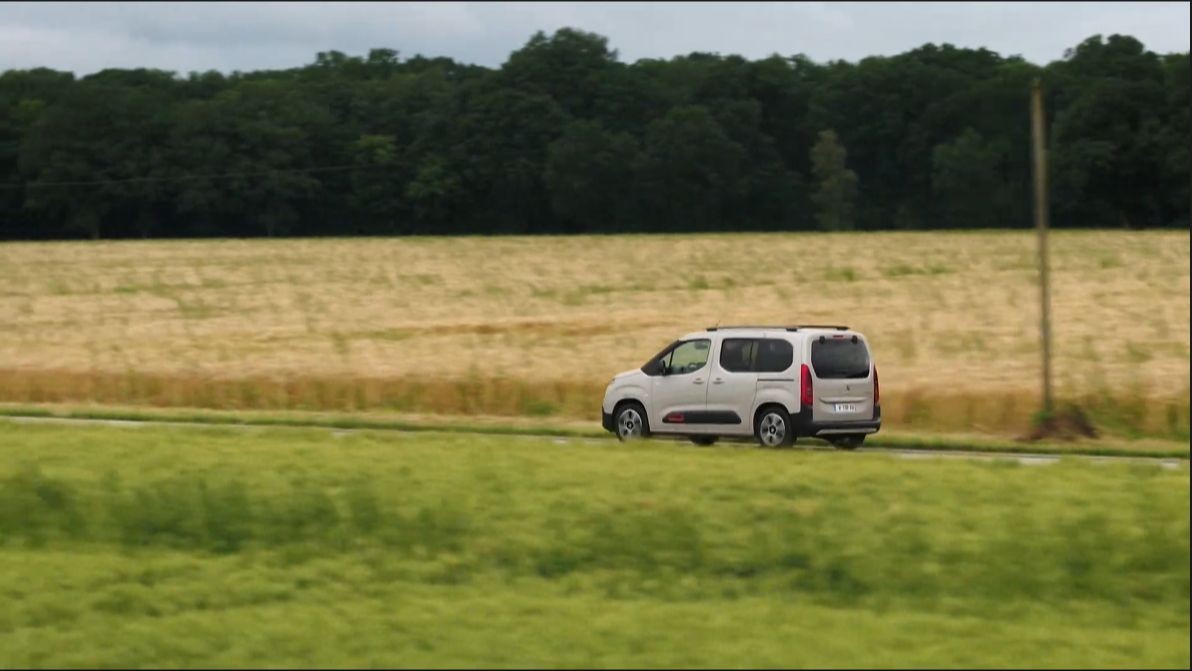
754,406,795,448
829,434,865,450
689,436,718,447
614,402,650,442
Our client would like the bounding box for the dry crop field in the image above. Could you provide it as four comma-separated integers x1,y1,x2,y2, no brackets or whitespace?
0,230,1188,437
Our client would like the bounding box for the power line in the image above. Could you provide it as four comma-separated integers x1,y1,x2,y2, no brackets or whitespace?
0,163,392,190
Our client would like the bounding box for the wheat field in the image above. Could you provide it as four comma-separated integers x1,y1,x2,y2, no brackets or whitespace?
0,231,1188,435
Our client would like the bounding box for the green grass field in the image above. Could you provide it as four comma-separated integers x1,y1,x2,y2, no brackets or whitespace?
1,421,1187,668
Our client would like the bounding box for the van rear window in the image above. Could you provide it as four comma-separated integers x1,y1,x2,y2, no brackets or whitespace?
811,338,871,379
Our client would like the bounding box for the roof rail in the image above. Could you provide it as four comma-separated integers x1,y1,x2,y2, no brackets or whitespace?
704,325,851,332
705,325,799,332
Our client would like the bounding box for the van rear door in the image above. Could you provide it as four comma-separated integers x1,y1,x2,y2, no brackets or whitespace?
808,334,875,423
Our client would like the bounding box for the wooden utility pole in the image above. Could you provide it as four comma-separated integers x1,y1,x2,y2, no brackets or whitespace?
1030,78,1054,414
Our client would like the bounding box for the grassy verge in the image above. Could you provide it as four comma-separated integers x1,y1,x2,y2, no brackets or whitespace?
0,422,1188,668
0,402,1187,459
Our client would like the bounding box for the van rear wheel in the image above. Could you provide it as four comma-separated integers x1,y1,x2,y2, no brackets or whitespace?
755,407,795,448
829,435,865,450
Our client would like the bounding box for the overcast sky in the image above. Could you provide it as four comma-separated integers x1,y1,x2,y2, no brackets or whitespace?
1,2,1188,75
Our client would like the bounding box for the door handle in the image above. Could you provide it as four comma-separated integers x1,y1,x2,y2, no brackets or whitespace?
693,378,705,385
712,378,724,385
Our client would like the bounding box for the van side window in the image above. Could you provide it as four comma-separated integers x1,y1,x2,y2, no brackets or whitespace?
719,338,757,373
755,339,794,373
664,339,711,375
641,340,680,376
720,338,793,373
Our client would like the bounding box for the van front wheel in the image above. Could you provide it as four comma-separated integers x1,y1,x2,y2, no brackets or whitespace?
614,402,650,442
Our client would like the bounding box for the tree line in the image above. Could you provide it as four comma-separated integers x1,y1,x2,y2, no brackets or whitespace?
0,29,1187,240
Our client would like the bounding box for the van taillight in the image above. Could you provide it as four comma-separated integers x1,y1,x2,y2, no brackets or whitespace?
800,364,813,407
873,365,880,404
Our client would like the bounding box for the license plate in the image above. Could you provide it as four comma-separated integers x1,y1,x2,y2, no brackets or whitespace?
834,403,858,413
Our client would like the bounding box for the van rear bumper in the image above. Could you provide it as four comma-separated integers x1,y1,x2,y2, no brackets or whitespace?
794,405,881,437
602,409,615,433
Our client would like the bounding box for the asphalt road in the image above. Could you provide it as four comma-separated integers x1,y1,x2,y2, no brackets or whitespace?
3,414,1186,470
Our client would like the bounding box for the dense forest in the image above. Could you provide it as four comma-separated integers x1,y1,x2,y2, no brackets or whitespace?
0,29,1188,240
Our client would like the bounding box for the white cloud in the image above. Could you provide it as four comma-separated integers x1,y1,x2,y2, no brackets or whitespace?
0,1,1186,75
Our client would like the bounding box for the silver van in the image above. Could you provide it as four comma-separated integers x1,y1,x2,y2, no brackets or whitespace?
600,325,880,449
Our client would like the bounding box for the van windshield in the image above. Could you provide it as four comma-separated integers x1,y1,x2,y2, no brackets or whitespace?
811,338,871,379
